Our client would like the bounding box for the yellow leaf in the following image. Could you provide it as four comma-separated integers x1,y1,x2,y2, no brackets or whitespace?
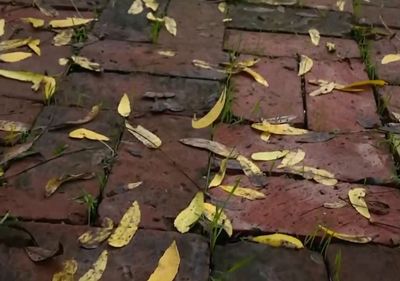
209,159,227,188
0,19,4,37
192,88,226,128
252,121,308,135
42,76,56,100
298,55,313,76
336,0,345,11
53,29,74,46
251,150,289,161
242,67,269,87
0,68,43,90
164,16,177,36
22,17,45,28
236,57,260,68
71,56,102,72
237,154,263,177
192,59,215,70
381,54,400,64
277,149,305,168
147,241,180,281
0,120,29,132
174,192,204,233
157,50,175,57
143,0,159,11
348,187,370,219
0,52,32,62
308,28,320,46
108,201,141,248
290,165,337,186
128,0,144,15
326,42,336,52
180,138,239,158
45,172,95,197
318,225,372,243
126,121,162,149
28,39,41,56
250,234,304,249
52,259,78,281
78,250,108,281
69,128,110,141
59,57,69,65
146,12,164,22
0,37,32,52
127,181,143,189
338,79,387,91
117,93,131,118
78,217,114,249
218,2,227,13
323,200,347,209
203,202,233,236
219,185,265,200
260,132,271,142
49,17,95,28
309,81,336,96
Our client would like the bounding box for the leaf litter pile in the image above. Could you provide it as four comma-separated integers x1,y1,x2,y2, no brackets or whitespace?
0,0,399,279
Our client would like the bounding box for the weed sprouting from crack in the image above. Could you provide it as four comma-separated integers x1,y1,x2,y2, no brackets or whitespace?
75,191,98,225
352,26,377,79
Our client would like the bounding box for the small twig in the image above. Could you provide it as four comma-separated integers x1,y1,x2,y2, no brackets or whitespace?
69,0,82,17
379,15,400,43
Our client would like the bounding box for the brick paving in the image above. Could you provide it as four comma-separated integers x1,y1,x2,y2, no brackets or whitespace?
1,0,400,280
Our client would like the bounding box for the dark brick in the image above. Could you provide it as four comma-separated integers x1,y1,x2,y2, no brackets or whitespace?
378,85,400,120
212,241,328,281
227,4,352,37
370,38,400,85
299,0,353,13
0,0,107,10
358,5,400,29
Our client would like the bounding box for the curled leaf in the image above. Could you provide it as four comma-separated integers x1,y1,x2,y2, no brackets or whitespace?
69,128,110,141
323,200,347,209
45,172,95,197
192,88,226,128
338,80,387,91
277,149,305,168
0,52,32,62
381,54,400,64
174,192,204,233
290,165,337,186
118,93,131,118
318,225,372,243
49,18,95,28
143,0,159,11
128,0,144,14
147,241,180,281
219,185,265,200
251,150,289,161
309,81,336,96
78,250,108,281
237,155,263,177
250,233,304,249
0,141,33,165
126,121,162,149
71,56,102,72
308,28,320,46
242,67,268,87
326,42,336,52
22,17,45,28
260,132,271,142
252,121,308,135
180,138,239,158
25,243,62,262
51,104,100,130
203,202,233,236
348,187,370,219
28,39,41,56
164,16,177,36
78,217,114,249
52,259,78,281
53,29,74,46
209,158,228,188
298,55,313,76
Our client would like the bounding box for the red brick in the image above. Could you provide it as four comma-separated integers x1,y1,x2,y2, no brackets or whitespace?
300,0,353,13
0,222,209,281
213,124,395,184
370,38,400,85
378,86,400,120
231,57,304,124
209,175,400,245
79,40,227,80
224,30,360,60
358,5,400,29
99,115,210,230
305,59,380,132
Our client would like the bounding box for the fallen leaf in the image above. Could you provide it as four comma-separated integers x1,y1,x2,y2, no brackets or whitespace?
192,59,214,70
348,187,370,219
69,128,110,141
260,132,271,142
71,56,102,72
250,233,304,249
58,57,69,65
264,115,298,124
53,29,74,46
45,172,95,197
164,16,177,36
147,241,180,281
218,2,227,13
219,185,265,200
180,138,239,158
143,0,159,11
237,154,263,177
326,42,336,52
336,0,345,11
242,67,269,87
146,12,164,22
318,225,372,243
308,28,320,46
209,159,227,188
27,38,41,55
108,201,141,248
0,52,32,62
22,17,45,28
381,54,400,64
79,217,114,249
203,202,233,236
323,200,347,209
157,50,175,57
52,104,100,129
49,18,95,28
127,182,143,189
192,88,226,128
0,68,42,91
0,19,4,37
252,121,308,135
52,259,78,281
118,93,131,118
126,122,162,149
338,79,387,91
25,243,62,262
290,165,337,186
41,76,56,100
277,149,305,168
78,250,108,281
309,81,336,96
128,0,144,15
0,120,30,132
174,192,204,233
251,150,289,161
298,55,313,76
34,0,58,17
0,38,34,52
0,141,33,165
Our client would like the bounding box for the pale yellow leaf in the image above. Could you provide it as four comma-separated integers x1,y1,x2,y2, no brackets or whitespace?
28,39,41,56
59,57,69,65
22,17,45,28
242,67,268,87
146,12,164,22
0,19,4,37
157,50,175,57
164,16,177,36
309,82,335,96
71,55,102,72
126,121,162,149
336,0,345,11
52,259,78,281
42,76,56,100
128,0,144,15
69,128,110,141
192,88,226,128
0,37,32,52
78,250,108,281
277,149,305,168
260,132,271,142
308,28,320,46
318,225,372,243
252,121,308,135
236,57,260,68
192,59,214,70
127,181,143,189
218,2,227,13
222,18,232,22
251,150,289,161
0,120,30,132
209,159,228,188
49,18,95,28
203,202,233,236
237,154,263,177
298,55,313,76
118,93,131,118
323,200,347,209
382,54,400,64
143,0,159,11
348,187,370,219
53,29,74,46
147,241,180,281
219,185,265,200
174,192,204,233
0,68,43,91
108,201,141,247
326,42,336,52
0,52,32,63
45,172,95,197
180,138,239,158
290,165,337,186
250,233,304,249
78,217,114,249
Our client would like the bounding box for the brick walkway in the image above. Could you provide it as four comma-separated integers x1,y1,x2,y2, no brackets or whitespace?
1,0,400,280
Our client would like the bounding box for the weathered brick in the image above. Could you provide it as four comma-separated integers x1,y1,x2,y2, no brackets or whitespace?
370,38,400,85
305,59,380,132
0,0,107,10
299,0,353,13
231,57,304,124
358,5,400,29
378,85,400,120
